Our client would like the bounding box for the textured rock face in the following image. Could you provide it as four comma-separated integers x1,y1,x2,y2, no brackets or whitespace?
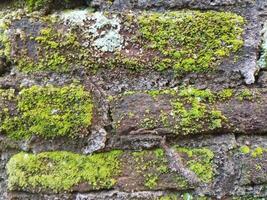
0,0,267,199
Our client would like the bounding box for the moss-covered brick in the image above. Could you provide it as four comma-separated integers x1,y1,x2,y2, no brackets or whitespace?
7,150,123,192
1,84,93,139
2,10,244,75
7,147,214,193
113,86,260,136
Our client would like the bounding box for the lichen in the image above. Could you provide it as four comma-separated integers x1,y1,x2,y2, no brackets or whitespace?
258,20,267,69
7,150,123,192
87,12,123,52
1,84,93,139
60,9,89,25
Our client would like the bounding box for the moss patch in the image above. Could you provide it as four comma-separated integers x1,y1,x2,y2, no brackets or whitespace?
25,0,53,11
25,0,85,12
240,145,250,154
137,11,244,74
132,149,189,189
175,147,214,183
7,150,123,192
0,88,16,123
138,87,227,135
0,17,11,61
1,84,93,139
170,87,226,135
239,146,267,158
17,24,81,73
132,147,214,189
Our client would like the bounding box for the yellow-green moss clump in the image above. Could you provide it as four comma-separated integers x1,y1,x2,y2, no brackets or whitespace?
7,150,123,192
132,147,214,189
25,0,52,11
17,26,80,73
1,84,93,139
137,11,244,74
175,147,214,183
132,149,186,190
139,87,227,135
25,0,81,12
170,87,226,134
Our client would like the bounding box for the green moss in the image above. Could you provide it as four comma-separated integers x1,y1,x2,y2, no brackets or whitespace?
0,88,15,101
26,0,52,11
183,193,194,200
175,147,214,183
132,149,189,189
218,89,233,100
132,147,213,189
147,89,177,99
171,87,226,135
25,0,74,12
239,146,267,158
138,11,244,74
0,20,11,61
7,150,123,192
237,89,254,101
240,145,250,154
17,25,80,73
251,147,264,158
159,195,178,200
1,84,93,139
117,87,230,135
0,88,16,122
144,174,158,189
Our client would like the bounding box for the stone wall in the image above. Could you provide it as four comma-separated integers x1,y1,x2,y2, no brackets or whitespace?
0,0,267,199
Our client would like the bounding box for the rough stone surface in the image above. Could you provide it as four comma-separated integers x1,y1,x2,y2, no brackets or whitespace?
0,0,267,199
